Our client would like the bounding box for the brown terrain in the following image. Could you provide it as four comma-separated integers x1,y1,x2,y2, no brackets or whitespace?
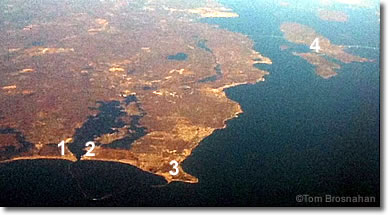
280,22,370,79
0,0,271,183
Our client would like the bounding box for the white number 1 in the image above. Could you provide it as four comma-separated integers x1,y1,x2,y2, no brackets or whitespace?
310,38,321,53
169,160,179,176
58,140,65,156
58,140,96,157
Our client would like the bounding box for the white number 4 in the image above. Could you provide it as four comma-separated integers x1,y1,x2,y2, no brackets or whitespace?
310,38,321,53
169,160,179,176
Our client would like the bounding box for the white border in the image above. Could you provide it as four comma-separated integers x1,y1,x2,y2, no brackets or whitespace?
0,0,385,213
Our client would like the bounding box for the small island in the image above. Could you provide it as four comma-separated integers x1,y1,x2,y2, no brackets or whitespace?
318,10,349,22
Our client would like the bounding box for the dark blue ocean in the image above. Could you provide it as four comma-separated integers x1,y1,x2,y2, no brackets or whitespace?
0,0,380,206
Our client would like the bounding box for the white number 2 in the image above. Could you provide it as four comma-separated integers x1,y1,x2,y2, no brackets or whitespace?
84,141,96,157
58,140,96,157
169,160,179,176
310,38,321,53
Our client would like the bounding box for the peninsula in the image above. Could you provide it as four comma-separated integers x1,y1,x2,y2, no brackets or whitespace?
0,0,271,183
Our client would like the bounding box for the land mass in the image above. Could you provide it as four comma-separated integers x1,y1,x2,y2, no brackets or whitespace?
280,22,370,79
0,0,271,183
318,10,349,22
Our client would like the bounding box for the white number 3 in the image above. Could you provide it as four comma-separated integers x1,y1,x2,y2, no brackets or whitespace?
169,160,179,176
